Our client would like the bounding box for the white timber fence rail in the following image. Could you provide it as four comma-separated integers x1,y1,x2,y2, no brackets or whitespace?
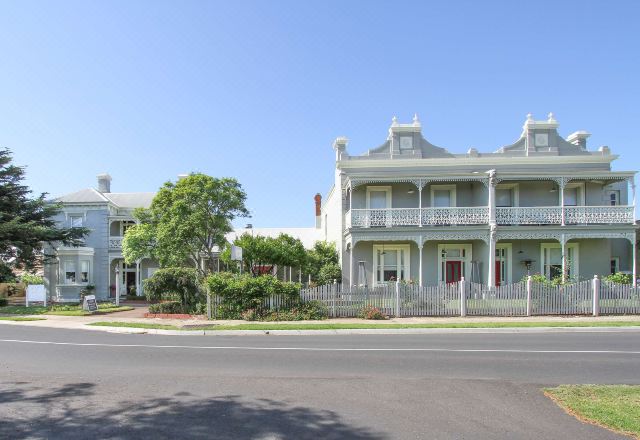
296,275,640,318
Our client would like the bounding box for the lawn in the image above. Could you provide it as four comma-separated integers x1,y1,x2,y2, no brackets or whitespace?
0,304,134,316
0,316,46,321
87,320,640,331
545,385,640,438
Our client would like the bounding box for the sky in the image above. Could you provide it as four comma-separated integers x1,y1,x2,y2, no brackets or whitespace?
1,0,639,227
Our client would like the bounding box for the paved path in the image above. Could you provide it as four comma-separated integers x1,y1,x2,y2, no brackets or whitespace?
1,326,639,439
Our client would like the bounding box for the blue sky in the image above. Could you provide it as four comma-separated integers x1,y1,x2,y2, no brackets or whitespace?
2,1,639,227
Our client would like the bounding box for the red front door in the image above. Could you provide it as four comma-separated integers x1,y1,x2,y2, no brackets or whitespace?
495,261,502,286
445,261,462,283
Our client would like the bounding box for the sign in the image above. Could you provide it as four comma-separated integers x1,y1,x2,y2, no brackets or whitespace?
231,245,243,261
83,295,99,313
25,284,46,307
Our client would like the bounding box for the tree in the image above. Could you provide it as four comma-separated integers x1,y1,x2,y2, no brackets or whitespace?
0,148,88,280
306,241,339,282
123,173,249,275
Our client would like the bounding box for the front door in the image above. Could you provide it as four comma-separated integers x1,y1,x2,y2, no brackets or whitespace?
445,261,462,283
125,272,136,295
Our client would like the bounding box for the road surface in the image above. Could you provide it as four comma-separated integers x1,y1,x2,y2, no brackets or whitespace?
1,325,639,439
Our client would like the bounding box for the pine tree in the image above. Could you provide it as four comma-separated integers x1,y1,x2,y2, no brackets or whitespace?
0,148,88,280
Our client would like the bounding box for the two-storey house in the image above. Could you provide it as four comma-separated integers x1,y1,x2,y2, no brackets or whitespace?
322,114,637,288
44,174,159,301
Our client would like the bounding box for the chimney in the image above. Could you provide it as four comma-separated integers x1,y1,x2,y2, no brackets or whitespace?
566,131,591,150
314,193,322,228
97,173,112,193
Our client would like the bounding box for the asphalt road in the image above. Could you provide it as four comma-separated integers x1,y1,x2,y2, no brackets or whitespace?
1,326,639,439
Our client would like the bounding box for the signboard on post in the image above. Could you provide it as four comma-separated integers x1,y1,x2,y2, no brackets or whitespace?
83,295,99,313
26,285,46,307
230,245,243,261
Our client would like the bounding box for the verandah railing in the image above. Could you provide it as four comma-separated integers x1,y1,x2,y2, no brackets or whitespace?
295,277,640,318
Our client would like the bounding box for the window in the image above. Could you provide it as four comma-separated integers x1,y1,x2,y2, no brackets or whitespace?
63,261,76,284
80,260,90,283
563,183,584,206
611,257,620,275
606,190,620,206
496,189,512,207
373,245,410,284
430,185,456,208
541,243,579,280
121,221,136,235
70,215,83,227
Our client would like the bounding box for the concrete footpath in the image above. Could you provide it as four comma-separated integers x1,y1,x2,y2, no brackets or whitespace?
1,310,640,336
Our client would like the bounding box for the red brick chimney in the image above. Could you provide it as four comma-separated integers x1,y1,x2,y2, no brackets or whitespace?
314,193,322,228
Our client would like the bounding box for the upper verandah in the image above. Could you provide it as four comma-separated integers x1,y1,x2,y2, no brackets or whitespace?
333,113,615,164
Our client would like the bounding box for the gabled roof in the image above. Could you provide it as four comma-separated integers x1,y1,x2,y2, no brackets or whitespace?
104,192,156,209
55,188,109,204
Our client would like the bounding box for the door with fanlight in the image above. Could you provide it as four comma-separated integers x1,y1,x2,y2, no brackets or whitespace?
366,187,391,227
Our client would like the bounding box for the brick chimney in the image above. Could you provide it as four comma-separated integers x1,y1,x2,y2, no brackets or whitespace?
97,173,111,193
314,193,322,228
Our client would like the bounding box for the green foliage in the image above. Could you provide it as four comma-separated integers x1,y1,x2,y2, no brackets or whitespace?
123,173,249,274
148,301,184,314
0,263,16,283
523,273,575,286
358,305,388,320
317,263,342,286
19,273,44,285
306,241,339,283
0,148,89,273
0,298,7,307
143,267,203,313
604,272,633,284
222,233,307,276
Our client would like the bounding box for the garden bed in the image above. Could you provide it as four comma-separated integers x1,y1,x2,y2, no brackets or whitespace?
144,313,206,319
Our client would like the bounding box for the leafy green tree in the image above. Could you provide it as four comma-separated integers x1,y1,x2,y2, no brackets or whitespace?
317,263,342,285
306,241,340,283
0,148,88,280
123,174,249,275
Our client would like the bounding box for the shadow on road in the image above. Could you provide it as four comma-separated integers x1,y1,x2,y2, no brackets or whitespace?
0,381,385,439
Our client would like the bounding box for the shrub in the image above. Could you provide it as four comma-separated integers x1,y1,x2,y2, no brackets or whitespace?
604,273,632,284
207,273,301,319
0,298,8,307
148,301,184,314
358,305,388,320
20,273,44,285
317,263,342,286
144,267,203,313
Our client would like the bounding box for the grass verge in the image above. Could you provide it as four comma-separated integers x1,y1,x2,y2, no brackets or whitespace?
86,320,640,331
0,316,46,321
0,305,134,316
544,385,640,438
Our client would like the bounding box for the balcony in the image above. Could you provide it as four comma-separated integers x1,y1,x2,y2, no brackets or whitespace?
347,207,489,228
496,206,634,225
109,237,123,249
346,205,634,228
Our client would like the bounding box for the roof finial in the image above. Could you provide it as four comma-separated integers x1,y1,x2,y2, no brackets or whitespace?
412,113,420,126
547,112,556,123
526,113,533,122
391,115,398,126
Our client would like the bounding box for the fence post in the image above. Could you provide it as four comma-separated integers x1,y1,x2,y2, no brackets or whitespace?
395,281,401,318
332,279,337,318
459,277,467,317
592,275,600,317
526,275,532,317
206,292,212,320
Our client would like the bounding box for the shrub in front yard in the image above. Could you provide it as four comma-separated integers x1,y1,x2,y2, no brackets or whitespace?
358,305,388,320
604,272,633,284
242,300,328,321
144,267,204,313
148,301,184,314
0,298,7,307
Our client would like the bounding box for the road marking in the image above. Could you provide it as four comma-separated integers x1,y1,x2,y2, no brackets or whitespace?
1,338,640,354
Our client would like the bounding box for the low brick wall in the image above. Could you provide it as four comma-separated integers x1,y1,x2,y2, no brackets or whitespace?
144,313,197,319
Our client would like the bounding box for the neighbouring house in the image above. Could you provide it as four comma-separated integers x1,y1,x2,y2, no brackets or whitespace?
44,175,322,301
320,114,637,287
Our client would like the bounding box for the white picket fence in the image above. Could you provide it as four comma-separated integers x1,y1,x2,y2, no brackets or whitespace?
298,276,640,318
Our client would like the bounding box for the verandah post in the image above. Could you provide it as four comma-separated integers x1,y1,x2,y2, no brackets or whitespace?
592,275,600,317
526,275,532,317
395,280,401,318
459,276,467,317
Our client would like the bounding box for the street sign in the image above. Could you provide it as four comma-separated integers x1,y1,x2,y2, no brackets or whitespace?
231,245,243,261
83,295,99,313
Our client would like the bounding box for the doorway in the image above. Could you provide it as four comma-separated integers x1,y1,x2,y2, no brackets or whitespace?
445,261,462,283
